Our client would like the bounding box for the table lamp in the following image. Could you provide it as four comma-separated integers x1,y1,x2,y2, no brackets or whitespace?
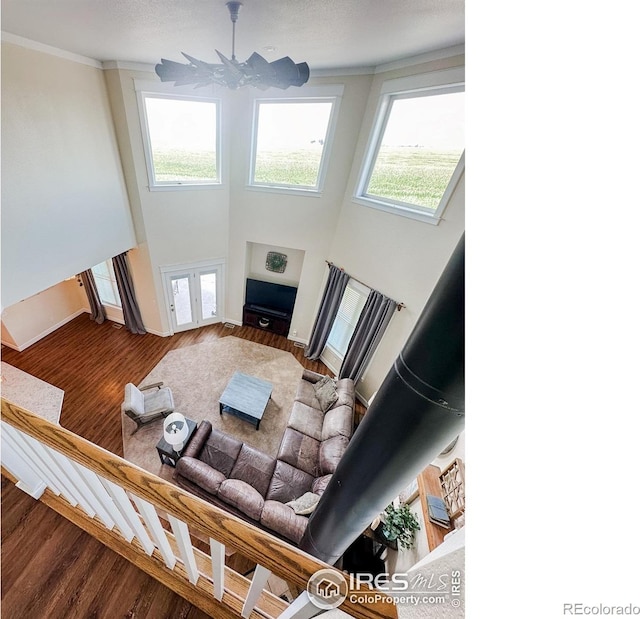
163,412,189,453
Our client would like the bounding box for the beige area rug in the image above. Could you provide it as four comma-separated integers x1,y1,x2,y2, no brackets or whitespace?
122,336,304,482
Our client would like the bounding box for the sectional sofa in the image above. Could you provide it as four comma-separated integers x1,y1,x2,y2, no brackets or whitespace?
173,370,355,544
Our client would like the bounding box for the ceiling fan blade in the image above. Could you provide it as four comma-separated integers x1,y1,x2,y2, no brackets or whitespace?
155,58,199,83
243,53,310,89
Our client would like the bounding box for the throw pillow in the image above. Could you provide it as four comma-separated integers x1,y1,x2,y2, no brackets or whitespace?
313,376,338,412
286,492,321,515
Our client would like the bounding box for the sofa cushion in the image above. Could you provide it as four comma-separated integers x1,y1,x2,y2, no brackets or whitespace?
319,435,350,475
314,377,338,412
218,479,265,521
294,379,320,409
332,379,355,409
286,492,321,515
288,401,324,440
229,444,277,497
199,429,243,477
266,461,314,503
312,474,333,496
321,405,353,441
260,501,309,545
277,428,321,477
175,456,226,495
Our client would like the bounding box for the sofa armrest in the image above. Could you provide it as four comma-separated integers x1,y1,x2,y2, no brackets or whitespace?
301,369,325,384
183,420,213,459
175,456,225,495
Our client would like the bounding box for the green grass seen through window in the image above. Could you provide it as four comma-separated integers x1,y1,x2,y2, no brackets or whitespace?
152,148,217,183
367,147,462,210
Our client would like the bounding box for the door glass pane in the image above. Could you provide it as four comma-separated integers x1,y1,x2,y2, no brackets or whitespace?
172,276,193,326
200,272,217,318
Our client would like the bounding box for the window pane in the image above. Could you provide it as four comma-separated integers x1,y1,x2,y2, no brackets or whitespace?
366,91,464,211
326,283,368,357
253,101,333,188
171,276,193,326
91,260,121,308
200,272,217,318
144,97,218,184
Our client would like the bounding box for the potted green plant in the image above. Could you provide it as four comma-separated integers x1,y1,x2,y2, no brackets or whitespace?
381,504,421,550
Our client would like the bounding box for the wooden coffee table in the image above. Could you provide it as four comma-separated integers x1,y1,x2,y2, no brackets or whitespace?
219,372,273,430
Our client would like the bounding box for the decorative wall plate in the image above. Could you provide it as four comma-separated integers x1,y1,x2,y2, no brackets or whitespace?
265,251,288,273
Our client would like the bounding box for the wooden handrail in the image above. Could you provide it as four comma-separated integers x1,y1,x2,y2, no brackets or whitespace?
1,398,397,619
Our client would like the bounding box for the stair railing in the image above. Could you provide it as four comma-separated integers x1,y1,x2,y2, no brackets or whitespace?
1,398,397,619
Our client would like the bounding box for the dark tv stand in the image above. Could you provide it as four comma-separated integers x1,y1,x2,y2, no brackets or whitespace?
243,304,292,336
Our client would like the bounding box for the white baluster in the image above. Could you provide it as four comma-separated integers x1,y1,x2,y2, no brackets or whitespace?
17,431,79,506
99,479,155,554
210,538,225,601
73,464,134,541
168,515,199,584
0,430,47,499
278,591,327,619
242,564,272,618
277,592,328,619
2,424,61,495
42,447,96,516
129,493,176,569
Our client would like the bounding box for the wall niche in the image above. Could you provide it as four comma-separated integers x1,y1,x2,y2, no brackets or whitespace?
245,242,305,287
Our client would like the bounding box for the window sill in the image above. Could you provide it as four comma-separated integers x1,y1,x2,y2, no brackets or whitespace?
147,183,224,192
352,196,442,225
245,184,322,198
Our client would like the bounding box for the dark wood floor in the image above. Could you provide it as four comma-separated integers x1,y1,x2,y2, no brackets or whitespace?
1,315,337,618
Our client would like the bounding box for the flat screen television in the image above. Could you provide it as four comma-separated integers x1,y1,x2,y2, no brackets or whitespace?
245,278,298,315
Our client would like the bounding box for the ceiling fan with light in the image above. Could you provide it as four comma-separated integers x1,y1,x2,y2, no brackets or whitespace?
155,1,310,90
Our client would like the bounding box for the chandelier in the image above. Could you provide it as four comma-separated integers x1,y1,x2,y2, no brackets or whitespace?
155,1,310,90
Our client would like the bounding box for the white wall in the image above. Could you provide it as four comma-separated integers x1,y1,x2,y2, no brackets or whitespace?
0,42,136,309
246,242,305,289
327,54,466,400
1,280,86,350
225,75,374,341
103,68,231,335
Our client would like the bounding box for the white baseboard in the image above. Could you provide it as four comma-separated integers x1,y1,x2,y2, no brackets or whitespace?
144,327,172,337
355,390,370,408
2,309,87,352
224,319,243,327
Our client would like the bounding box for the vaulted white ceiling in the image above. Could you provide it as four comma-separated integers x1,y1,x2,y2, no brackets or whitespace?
1,0,464,70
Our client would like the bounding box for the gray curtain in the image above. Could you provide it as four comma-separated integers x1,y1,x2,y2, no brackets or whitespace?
79,270,106,324
339,290,396,382
112,252,147,335
304,264,350,360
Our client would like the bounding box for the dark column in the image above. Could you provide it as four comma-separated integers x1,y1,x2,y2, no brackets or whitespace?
300,234,465,564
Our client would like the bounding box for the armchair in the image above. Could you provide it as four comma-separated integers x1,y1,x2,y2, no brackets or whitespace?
122,382,174,434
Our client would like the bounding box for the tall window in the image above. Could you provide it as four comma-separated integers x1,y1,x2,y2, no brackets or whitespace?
325,279,369,358
91,260,121,308
356,79,464,224
250,93,340,193
140,93,220,188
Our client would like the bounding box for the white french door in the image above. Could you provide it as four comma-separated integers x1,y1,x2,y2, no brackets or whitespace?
161,260,225,333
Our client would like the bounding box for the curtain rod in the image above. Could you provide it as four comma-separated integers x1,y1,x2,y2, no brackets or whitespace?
325,260,406,311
